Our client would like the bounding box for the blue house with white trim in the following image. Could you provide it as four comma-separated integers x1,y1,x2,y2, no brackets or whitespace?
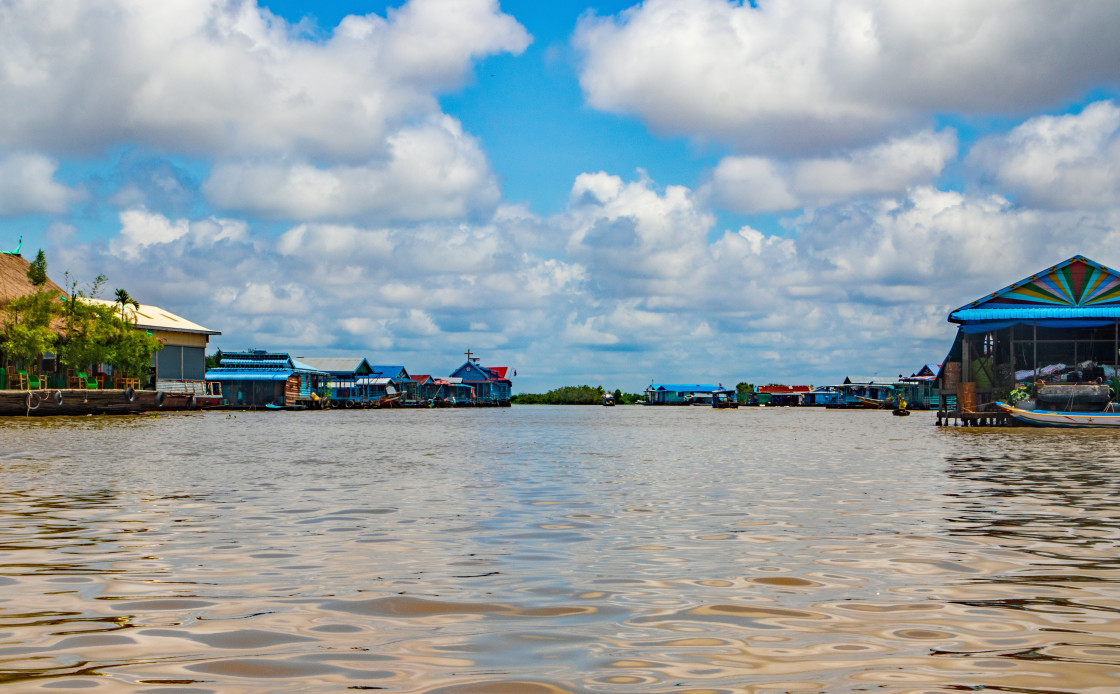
644,383,720,405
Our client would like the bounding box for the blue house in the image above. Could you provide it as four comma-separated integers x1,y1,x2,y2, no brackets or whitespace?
206,350,328,408
367,365,415,401
297,357,378,406
449,356,512,405
644,383,720,405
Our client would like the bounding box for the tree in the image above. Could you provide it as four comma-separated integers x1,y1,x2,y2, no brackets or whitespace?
26,250,48,286
56,272,114,373
108,327,163,381
106,287,161,380
1,289,57,369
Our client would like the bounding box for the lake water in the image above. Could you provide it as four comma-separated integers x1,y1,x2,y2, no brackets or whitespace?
1,406,1119,693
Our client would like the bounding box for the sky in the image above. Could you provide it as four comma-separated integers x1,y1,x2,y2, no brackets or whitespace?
2,0,1120,393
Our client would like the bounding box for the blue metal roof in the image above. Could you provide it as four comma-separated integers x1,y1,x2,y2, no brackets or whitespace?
206,369,294,382
648,384,719,391
369,365,408,378
951,306,1120,322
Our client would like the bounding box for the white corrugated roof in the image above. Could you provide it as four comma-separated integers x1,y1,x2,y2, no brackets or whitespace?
82,298,220,335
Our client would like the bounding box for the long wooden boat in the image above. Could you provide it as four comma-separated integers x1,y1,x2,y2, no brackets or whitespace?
995,401,1120,428
856,396,886,409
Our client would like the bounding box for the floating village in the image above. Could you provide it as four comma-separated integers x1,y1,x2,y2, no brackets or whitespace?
4,247,1120,427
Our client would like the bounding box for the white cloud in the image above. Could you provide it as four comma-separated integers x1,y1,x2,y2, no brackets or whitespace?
0,153,82,216
204,116,500,221
0,0,529,160
575,0,1120,154
703,130,956,212
110,207,248,260
968,100,1120,210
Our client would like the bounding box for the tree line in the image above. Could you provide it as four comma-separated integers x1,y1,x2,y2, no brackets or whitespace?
512,385,643,404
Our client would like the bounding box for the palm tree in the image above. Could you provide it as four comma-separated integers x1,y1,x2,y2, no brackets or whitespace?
113,288,140,333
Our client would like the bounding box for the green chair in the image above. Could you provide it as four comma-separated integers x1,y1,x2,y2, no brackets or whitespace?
77,372,97,389
25,371,42,389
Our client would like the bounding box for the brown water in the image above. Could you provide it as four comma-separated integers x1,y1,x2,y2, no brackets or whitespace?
1,406,1119,693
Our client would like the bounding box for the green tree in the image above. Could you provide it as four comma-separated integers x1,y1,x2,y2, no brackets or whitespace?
56,272,114,373
1,289,57,369
113,288,140,331
108,327,163,381
26,250,48,286
106,287,161,380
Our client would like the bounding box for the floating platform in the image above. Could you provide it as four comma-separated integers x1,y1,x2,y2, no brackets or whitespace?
0,388,205,417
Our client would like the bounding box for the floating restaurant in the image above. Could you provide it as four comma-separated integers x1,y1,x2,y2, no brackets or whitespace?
937,255,1120,425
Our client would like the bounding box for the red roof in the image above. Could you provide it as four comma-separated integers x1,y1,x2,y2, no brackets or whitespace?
410,374,431,382
757,385,811,394
487,366,509,378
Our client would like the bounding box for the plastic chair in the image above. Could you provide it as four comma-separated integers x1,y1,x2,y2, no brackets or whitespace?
26,371,42,389
78,372,97,389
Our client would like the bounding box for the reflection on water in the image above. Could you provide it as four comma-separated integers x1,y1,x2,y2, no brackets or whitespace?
1,407,1119,692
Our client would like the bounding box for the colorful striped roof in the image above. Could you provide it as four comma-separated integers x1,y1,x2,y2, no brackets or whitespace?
954,256,1120,315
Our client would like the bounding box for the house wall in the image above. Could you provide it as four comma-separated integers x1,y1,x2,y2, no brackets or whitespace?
150,330,209,380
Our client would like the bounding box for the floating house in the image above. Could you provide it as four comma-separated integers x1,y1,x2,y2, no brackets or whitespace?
297,357,378,406
368,365,414,402
643,383,720,405
412,374,475,405
756,384,812,406
939,255,1120,422
206,350,327,408
450,355,512,405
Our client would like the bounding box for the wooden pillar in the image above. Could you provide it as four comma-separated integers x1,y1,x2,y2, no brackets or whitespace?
962,334,971,382
1033,321,1038,378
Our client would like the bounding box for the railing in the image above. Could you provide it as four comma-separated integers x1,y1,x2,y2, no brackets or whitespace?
156,379,223,396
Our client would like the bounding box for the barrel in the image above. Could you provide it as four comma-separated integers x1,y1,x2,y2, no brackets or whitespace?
943,362,961,390
956,381,977,413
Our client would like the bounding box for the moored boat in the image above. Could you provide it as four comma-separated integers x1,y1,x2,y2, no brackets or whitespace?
995,401,1120,428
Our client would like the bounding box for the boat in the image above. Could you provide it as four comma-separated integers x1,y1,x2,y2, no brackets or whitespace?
892,408,910,416
602,393,616,406
995,401,1120,428
856,396,886,409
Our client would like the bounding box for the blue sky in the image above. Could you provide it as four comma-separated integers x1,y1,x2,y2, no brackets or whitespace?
2,0,1120,392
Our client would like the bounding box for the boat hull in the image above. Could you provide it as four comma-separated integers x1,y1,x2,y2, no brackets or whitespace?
995,401,1120,428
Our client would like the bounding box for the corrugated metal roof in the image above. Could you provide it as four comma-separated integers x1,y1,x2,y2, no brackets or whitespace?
289,358,327,374
369,365,407,378
206,370,294,381
296,357,372,374
951,306,1120,322
83,297,219,335
648,384,719,391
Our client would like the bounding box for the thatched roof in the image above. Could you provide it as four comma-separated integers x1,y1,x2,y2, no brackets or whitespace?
0,253,66,305
0,250,66,315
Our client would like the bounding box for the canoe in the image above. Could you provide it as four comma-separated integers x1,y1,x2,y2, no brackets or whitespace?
995,401,1120,428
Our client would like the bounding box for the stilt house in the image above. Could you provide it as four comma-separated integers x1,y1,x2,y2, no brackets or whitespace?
939,255,1120,414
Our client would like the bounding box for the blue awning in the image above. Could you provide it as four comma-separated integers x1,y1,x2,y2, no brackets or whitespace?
206,370,294,382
